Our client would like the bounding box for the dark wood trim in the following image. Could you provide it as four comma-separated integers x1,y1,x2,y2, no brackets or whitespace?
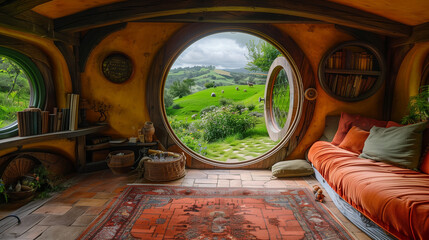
383,43,414,120
391,22,429,47
0,12,78,45
55,41,80,93
147,23,316,169
54,0,410,37
0,0,50,16
0,125,108,151
79,23,127,72
133,11,320,24
421,55,429,87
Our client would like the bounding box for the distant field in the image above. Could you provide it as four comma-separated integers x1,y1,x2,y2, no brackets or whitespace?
166,84,265,120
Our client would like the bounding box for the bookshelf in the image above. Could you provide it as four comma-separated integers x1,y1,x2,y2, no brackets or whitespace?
0,125,108,151
318,41,385,102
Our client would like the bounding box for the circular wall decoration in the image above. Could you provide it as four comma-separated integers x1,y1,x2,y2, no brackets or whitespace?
101,53,133,83
304,88,318,101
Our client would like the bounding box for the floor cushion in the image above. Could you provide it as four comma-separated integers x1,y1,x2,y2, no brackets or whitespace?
271,159,314,177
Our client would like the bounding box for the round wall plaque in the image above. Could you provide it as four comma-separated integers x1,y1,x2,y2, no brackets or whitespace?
101,53,133,83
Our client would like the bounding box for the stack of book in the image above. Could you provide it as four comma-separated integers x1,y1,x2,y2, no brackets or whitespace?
325,74,376,98
17,93,80,137
327,49,374,71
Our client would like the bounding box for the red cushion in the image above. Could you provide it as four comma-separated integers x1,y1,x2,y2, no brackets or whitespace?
386,121,403,128
338,126,370,154
331,112,387,145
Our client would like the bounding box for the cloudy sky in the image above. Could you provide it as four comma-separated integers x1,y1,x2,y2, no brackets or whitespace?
171,32,262,69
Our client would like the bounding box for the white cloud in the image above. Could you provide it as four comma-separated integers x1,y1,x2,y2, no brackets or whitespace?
171,32,262,69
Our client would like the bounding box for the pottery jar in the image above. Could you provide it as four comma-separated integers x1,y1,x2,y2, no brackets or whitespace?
143,121,155,142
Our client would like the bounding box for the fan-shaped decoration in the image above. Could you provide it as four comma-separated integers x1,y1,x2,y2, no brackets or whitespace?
1,155,37,186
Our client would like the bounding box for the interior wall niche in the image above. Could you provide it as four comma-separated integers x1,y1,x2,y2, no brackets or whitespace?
147,23,316,169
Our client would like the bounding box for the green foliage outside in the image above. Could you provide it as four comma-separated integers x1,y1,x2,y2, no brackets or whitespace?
166,84,279,162
245,40,281,72
199,105,257,142
0,56,31,128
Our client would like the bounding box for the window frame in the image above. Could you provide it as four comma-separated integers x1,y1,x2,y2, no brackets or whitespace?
146,24,316,168
0,46,46,139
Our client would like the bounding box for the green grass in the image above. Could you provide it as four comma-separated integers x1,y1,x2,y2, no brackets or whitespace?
166,84,265,121
166,84,284,163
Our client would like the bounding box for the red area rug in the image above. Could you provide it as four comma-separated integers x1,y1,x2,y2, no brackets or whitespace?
78,185,352,239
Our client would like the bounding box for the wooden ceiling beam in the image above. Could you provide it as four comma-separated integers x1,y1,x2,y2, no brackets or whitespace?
0,12,78,45
0,0,51,16
53,0,411,37
132,11,320,24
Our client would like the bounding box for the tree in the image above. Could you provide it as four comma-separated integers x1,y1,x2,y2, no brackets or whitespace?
169,79,195,98
164,89,174,107
245,40,281,72
0,57,22,98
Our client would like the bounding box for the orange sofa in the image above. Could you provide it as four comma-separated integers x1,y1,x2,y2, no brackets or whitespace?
308,141,429,240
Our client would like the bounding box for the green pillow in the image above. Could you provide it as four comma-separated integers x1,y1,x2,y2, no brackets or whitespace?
272,160,314,177
359,121,427,169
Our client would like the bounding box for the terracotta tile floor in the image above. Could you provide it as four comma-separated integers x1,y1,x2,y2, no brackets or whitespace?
0,169,370,240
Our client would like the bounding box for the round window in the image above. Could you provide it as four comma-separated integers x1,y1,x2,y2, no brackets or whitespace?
0,47,45,138
163,32,301,163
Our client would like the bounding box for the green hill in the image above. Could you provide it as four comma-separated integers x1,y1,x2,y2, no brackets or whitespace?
166,66,266,92
166,85,265,120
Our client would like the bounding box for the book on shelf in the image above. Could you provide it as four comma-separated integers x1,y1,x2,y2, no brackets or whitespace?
16,93,81,137
326,49,375,71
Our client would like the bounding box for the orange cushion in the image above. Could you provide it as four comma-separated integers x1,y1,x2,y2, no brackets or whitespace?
331,112,387,145
338,126,370,154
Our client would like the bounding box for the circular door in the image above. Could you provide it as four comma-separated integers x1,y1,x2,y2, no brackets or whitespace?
264,57,296,141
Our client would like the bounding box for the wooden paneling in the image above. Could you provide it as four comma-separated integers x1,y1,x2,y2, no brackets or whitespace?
146,23,316,169
53,0,411,37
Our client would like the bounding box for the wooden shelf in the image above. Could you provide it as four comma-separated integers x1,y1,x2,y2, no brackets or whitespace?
324,69,381,76
318,41,385,102
85,141,157,151
0,125,108,151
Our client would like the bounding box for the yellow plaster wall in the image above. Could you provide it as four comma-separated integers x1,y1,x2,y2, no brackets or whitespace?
81,22,387,161
0,28,75,163
391,42,429,122
81,22,184,138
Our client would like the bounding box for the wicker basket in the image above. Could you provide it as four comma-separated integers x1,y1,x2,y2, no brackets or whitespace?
142,150,186,182
106,150,134,174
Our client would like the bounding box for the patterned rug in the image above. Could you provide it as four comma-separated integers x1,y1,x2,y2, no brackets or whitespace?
78,185,352,240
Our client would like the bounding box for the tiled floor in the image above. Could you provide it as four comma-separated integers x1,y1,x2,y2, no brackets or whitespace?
0,169,370,240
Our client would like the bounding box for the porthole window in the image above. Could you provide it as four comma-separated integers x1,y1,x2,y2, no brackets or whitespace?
163,32,301,164
0,47,45,138
147,24,315,168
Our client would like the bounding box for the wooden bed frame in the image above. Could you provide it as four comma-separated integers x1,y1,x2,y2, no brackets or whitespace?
312,167,396,240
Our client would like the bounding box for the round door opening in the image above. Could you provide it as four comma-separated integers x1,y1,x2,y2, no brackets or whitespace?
164,32,298,163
